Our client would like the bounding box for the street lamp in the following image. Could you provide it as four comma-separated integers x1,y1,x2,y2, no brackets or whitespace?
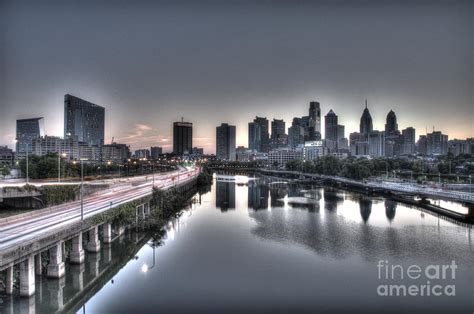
79,158,88,221
58,152,67,183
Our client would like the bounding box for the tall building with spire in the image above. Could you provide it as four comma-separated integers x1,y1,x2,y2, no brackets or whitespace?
359,100,373,139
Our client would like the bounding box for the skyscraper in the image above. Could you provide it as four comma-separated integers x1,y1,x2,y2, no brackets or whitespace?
16,117,45,156
288,118,305,148
252,117,269,153
150,146,163,159
309,101,321,135
401,127,416,155
359,100,373,139
64,94,105,146
216,123,236,161
248,122,261,152
324,110,338,142
270,119,287,149
173,119,193,155
368,131,385,157
324,110,346,152
385,110,399,136
426,130,448,155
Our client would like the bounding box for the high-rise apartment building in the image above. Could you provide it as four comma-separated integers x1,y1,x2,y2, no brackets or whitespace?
216,123,236,161
173,119,193,155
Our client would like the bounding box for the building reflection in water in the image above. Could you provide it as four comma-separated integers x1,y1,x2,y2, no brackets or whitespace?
323,189,344,211
385,199,397,222
248,181,269,210
215,181,236,212
359,197,372,223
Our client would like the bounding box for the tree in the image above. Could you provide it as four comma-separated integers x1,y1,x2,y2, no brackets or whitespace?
1,164,11,178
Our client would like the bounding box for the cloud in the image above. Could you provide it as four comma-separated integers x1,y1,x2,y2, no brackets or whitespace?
117,124,171,151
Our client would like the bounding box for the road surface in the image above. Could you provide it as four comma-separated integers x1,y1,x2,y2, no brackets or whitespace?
0,167,200,251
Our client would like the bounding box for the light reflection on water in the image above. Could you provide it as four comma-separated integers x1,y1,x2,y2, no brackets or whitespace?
2,176,473,314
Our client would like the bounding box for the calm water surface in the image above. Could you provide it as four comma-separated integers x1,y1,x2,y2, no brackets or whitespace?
2,175,473,313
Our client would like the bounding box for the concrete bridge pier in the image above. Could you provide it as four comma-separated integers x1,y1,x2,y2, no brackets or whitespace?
103,223,113,244
87,226,101,253
71,263,85,291
70,233,85,264
47,242,65,278
35,253,42,275
5,266,13,295
20,255,35,297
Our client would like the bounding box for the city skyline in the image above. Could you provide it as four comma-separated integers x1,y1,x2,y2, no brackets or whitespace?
1,0,473,153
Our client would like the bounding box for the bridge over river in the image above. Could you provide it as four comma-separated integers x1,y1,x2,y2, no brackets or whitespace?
0,167,200,300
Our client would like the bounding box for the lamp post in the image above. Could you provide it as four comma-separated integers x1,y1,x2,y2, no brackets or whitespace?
79,158,88,221
58,152,67,183
81,159,84,221
469,175,472,193
25,142,29,184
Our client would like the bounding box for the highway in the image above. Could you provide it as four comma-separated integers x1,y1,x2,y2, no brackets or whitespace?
0,167,200,252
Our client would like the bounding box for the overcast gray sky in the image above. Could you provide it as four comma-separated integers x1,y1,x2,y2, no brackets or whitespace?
1,0,472,153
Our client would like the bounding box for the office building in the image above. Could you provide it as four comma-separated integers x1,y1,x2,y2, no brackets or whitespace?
350,132,369,156
368,131,385,157
216,123,236,161
102,143,130,162
64,94,105,146
150,146,163,159
304,141,325,160
252,116,270,152
173,119,193,155
309,101,321,136
270,119,288,149
268,148,303,166
385,110,399,136
426,131,448,155
448,139,473,156
192,147,204,156
248,122,261,152
32,136,79,160
135,149,150,159
401,127,416,155
0,146,14,166
288,118,305,148
16,117,45,157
